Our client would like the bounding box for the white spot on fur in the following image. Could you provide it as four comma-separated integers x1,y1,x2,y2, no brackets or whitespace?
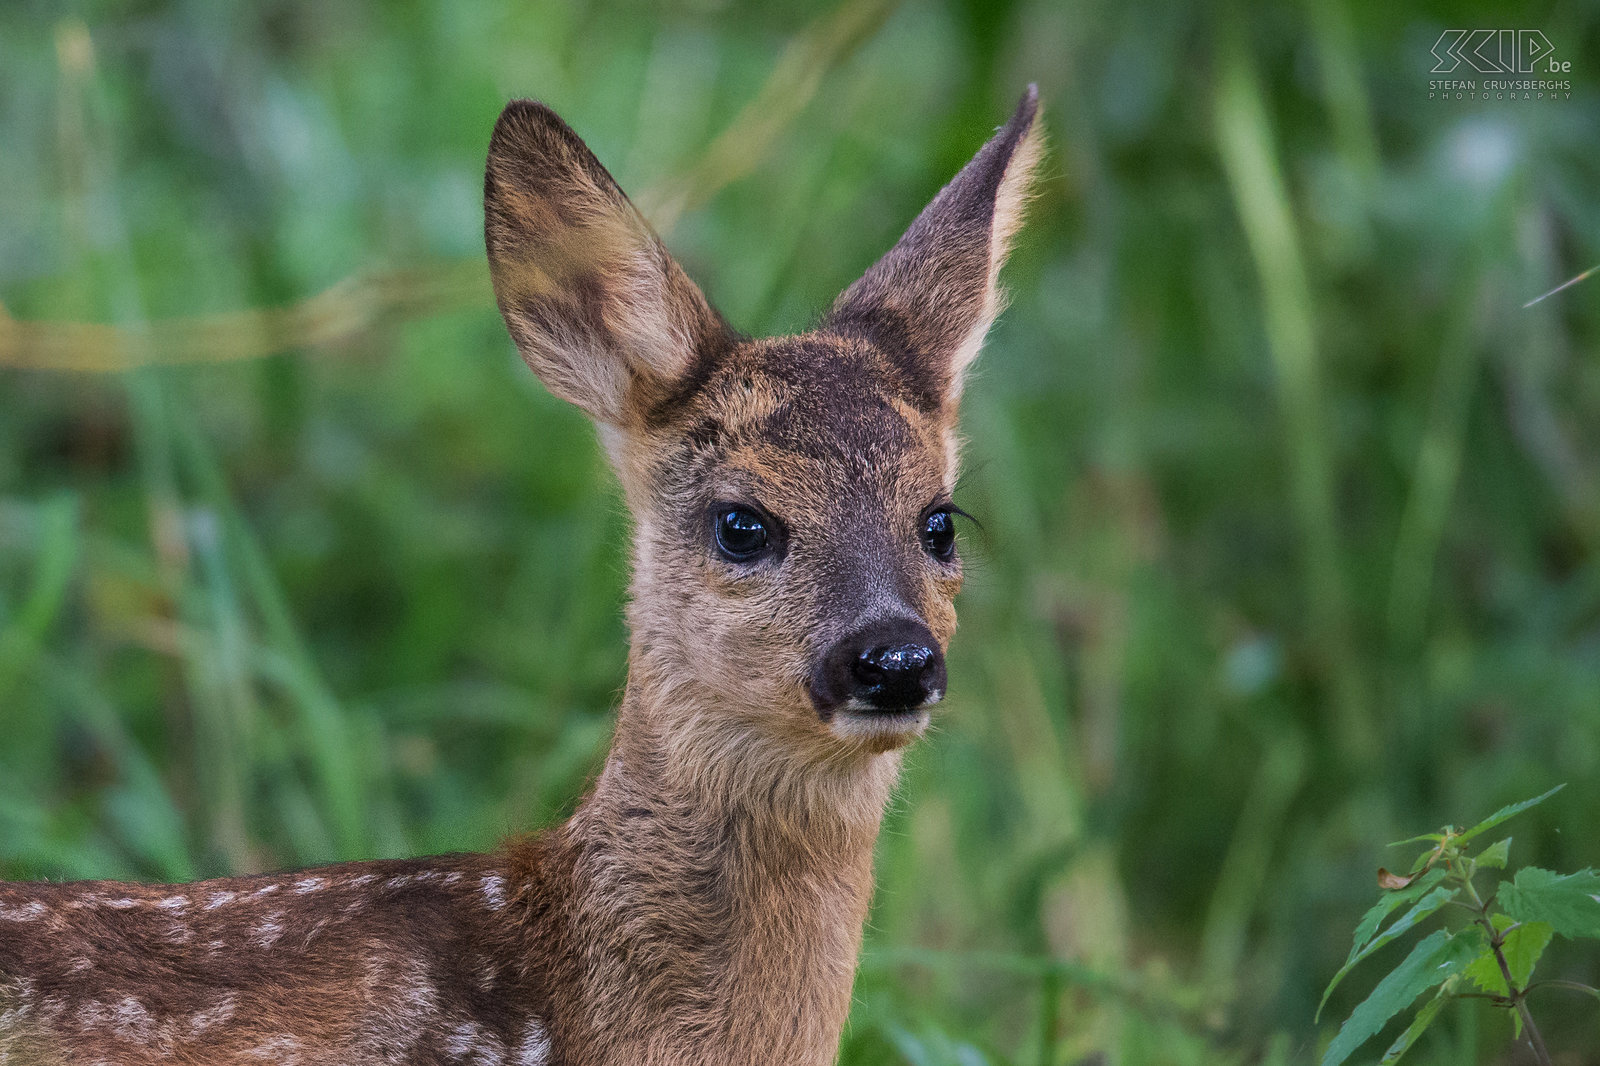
204,890,238,910
187,994,236,1036
349,874,377,887
245,1034,302,1063
0,979,35,1029
515,1019,551,1066
352,949,438,1059
67,954,94,973
301,917,330,949
442,871,464,885
249,912,286,949
404,981,438,1014
75,999,109,1030
480,874,507,911
248,883,281,900
155,894,188,911
0,901,47,922
110,995,156,1041
37,995,66,1025
384,874,415,890
104,898,139,910
443,1021,506,1066
294,877,326,894
445,1021,480,1058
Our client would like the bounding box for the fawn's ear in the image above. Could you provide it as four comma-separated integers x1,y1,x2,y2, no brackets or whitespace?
827,86,1043,409
485,100,726,427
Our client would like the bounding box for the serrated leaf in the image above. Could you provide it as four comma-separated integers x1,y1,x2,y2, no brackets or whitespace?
1378,985,1449,1065
1475,837,1511,869
1348,868,1449,959
1388,832,1446,848
1498,866,1600,940
1320,881,1456,1021
1462,947,1501,997
1321,929,1480,1066
1455,785,1565,847
1463,919,1552,996
1501,919,1551,989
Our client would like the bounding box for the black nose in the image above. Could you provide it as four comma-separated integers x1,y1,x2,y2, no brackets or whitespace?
852,642,941,709
811,619,946,714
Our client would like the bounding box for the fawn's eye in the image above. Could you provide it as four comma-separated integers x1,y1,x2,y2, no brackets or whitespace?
714,507,771,562
920,508,958,562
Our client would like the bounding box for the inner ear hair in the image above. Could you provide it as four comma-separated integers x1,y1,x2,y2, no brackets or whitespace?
484,100,727,427
826,85,1045,410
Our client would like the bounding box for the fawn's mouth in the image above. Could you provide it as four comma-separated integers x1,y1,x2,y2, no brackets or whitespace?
826,694,939,746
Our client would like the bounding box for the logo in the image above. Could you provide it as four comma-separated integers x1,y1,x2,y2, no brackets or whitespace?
1430,30,1569,74
1428,29,1573,100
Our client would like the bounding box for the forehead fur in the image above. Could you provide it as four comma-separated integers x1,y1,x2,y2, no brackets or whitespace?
651,331,954,500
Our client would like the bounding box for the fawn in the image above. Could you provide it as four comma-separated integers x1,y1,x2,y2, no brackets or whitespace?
0,85,1043,1066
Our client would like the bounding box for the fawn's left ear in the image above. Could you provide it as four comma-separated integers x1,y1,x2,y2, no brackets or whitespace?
484,100,727,428
827,86,1044,409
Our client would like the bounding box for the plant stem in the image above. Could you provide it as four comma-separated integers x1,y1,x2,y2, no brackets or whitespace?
1457,862,1553,1066
1526,979,1600,998
1498,956,1553,1066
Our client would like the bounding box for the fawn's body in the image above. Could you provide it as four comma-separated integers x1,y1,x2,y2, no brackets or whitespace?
1,87,1042,1065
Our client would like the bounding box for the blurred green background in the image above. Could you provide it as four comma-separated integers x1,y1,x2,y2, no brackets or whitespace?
2,0,1599,1062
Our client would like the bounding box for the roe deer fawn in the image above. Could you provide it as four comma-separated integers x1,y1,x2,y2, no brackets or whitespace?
0,85,1043,1066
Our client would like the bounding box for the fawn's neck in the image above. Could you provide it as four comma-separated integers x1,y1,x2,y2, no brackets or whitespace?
552,676,901,1065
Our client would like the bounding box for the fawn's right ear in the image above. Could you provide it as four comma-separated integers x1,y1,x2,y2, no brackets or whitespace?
827,86,1043,411
484,100,726,427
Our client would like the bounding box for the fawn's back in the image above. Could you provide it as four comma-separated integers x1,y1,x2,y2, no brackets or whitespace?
1,853,561,1064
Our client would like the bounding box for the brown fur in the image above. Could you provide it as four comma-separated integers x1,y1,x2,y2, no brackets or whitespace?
1,87,1043,1066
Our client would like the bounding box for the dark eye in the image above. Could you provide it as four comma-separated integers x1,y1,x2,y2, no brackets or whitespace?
921,508,957,561
714,507,770,562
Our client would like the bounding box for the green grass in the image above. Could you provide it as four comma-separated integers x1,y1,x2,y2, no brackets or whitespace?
3,0,1600,1062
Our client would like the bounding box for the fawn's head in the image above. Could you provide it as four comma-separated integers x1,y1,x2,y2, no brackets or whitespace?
484,89,1041,765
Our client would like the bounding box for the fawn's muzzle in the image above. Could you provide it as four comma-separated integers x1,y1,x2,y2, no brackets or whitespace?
812,618,946,714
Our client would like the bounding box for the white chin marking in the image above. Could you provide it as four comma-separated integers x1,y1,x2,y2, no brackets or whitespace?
829,704,931,745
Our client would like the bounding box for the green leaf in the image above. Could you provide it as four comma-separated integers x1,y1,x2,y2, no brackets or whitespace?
1498,866,1600,940
1378,985,1450,1065
1463,949,1503,998
1463,917,1553,995
1348,869,1449,958
1454,785,1564,847
1388,832,1446,848
1474,837,1511,870
1502,919,1553,989
1321,929,1480,1066
1319,882,1456,1021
